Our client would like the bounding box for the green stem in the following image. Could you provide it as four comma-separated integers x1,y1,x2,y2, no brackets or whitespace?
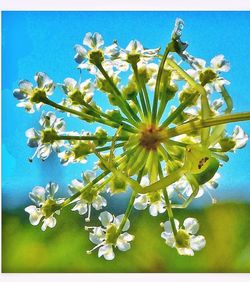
165,112,250,139
42,97,137,133
163,189,178,237
158,163,177,237
116,170,143,235
95,63,141,125
80,97,130,124
132,63,149,119
54,135,128,141
60,170,110,208
141,80,152,117
160,94,197,129
165,58,211,143
96,142,126,152
152,46,170,124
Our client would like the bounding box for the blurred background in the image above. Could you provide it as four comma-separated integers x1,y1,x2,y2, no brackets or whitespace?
2,11,250,272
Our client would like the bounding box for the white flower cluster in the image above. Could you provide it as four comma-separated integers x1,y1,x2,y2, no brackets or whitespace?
16,18,250,261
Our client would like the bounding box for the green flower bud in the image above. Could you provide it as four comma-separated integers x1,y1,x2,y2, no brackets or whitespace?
110,176,127,194
122,81,138,100
148,191,161,203
94,127,108,147
73,142,91,159
106,109,123,123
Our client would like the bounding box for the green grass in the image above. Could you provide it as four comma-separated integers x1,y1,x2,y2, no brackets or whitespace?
2,202,250,273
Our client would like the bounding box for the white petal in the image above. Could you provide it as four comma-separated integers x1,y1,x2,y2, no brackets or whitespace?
140,176,150,187
149,204,158,216
83,170,96,183
183,218,199,235
116,235,131,251
29,186,46,204
45,182,58,198
211,54,230,72
64,78,77,91
177,247,194,256
37,144,52,160
161,231,175,248
98,244,115,260
83,32,104,49
72,201,88,215
92,195,107,210
18,80,33,92
89,227,105,244
163,219,179,233
25,205,43,226
35,72,53,89
98,211,113,227
134,195,148,210
41,216,56,231
233,126,248,149
190,235,206,251
114,215,130,231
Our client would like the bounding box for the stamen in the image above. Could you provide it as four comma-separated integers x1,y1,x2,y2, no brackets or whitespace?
85,205,91,222
205,187,217,204
28,147,39,162
86,242,105,254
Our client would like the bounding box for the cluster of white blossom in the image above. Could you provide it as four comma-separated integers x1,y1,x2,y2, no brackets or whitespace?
13,18,249,260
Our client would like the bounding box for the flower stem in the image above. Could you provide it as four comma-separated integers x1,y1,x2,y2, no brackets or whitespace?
54,135,128,141
165,58,211,143
152,46,170,124
41,96,137,133
158,163,178,237
160,93,197,129
165,111,250,139
95,63,141,125
60,170,110,208
116,170,143,235
131,63,149,119
96,142,126,152
163,189,178,237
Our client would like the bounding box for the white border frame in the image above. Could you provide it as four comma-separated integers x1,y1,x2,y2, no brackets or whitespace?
1,1,250,281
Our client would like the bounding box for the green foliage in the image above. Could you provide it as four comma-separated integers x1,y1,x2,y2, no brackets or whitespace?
3,203,250,273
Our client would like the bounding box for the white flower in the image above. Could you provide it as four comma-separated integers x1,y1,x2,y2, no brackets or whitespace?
69,171,107,222
74,32,115,74
133,176,167,216
110,40,160,71
26,111,65,161
86,211,134,260
161,217,206,256
173,173,220,203
183,52,230,93
61,77,94,105
58,131,91,166
232,125,248,150
13,72,55,113
24,183,63,231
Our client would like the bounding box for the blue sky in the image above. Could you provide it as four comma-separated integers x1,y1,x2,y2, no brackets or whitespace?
2,11,250,209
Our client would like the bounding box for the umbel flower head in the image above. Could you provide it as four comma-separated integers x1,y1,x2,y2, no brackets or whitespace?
25,183,63,231
13,18,250,260
86,211,134,260
161,218,206,256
